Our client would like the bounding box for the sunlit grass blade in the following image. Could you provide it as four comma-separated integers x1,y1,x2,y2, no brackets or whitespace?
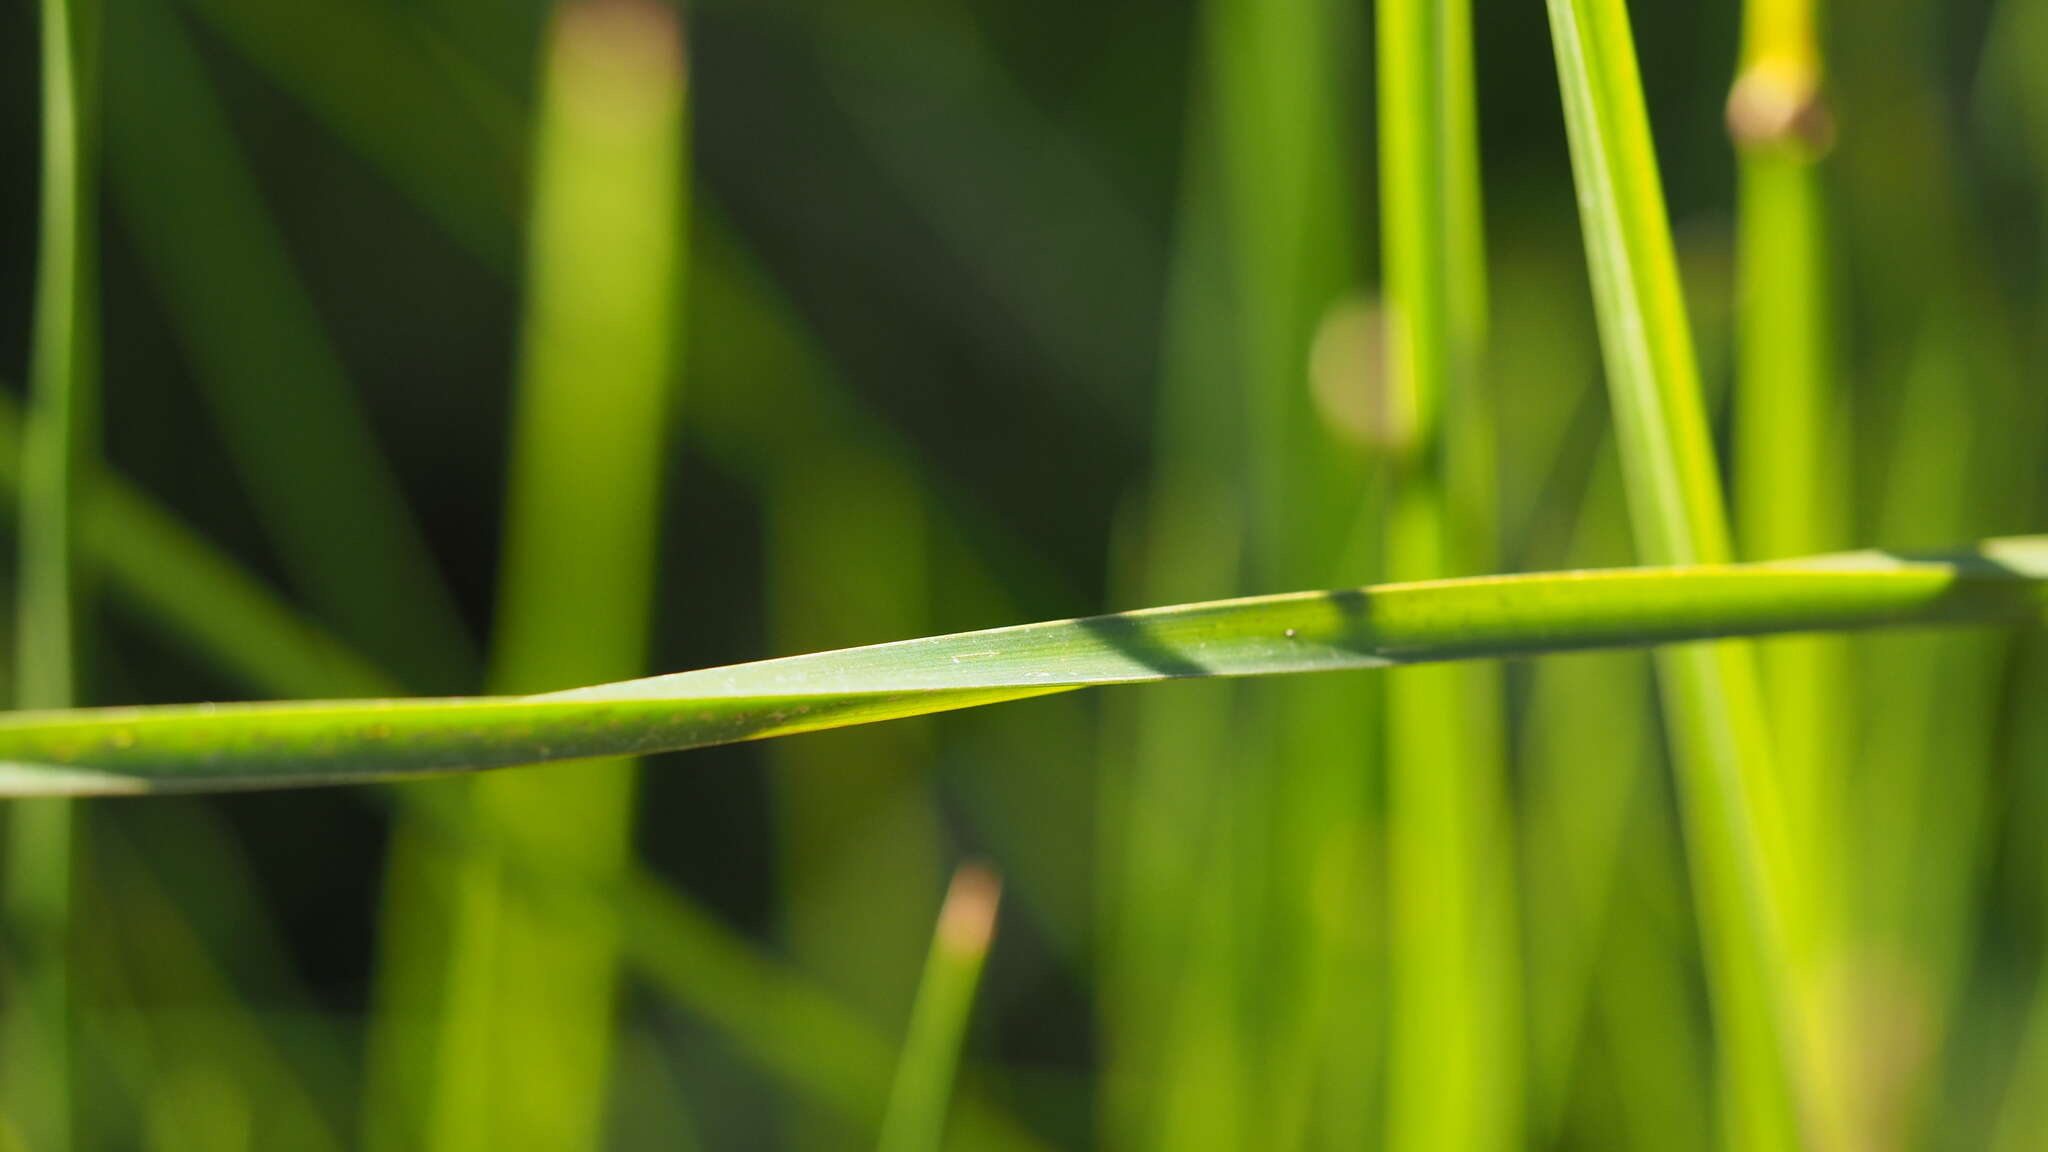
877,864,1003,1152
1543,0,1826,1141
6,0,96,1144
425,4,685,1149
0,539,2039,796
1378,0,1517,1144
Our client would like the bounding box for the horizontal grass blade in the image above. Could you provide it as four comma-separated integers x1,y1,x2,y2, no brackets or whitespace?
0,539,2042,795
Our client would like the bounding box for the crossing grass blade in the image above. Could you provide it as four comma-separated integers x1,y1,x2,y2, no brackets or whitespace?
1543,0,1815,1143
0,539,2038,797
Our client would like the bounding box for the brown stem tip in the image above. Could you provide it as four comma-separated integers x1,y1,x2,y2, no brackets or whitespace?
1727,65,1835,157
937,863,1003,955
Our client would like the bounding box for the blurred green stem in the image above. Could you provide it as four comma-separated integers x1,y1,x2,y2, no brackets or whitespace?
1730,0,1854,1143
1202,0,1377,1143
1378,0,1518,1146
877,865,1003,1152
427,4,685,1149
6,0,97,1146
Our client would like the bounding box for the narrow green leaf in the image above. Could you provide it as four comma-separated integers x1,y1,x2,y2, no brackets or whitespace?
1378,0,1518,1144
1,399,1055,1148
426,4,685,1149
6,0,96,1143
1543,0,1807,1143
877,864,1003,1152
1729,0,1857,1143
0,540,2037,797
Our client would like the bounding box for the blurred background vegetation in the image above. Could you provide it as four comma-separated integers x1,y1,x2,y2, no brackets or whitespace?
2,0,2047,1147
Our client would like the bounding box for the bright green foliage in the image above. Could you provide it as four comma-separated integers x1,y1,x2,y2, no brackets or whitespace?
428,5,686,1149
1543,0,1812,1145
0,540,2040,796
1378,0,1517,1145
8,0,2048,1145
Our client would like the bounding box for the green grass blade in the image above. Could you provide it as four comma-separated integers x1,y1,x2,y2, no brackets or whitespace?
1730,5,1836,564
1378,0,1518,1145
0,540,2038,796
877,864,1003,1152
1543,0,1729,567
0,410,1050,1148
1731,0,1840,756
427,4,685,1148
1542,0,1808,1143
1729,0,1859,1142
16,0,94,715
5,0,96,1143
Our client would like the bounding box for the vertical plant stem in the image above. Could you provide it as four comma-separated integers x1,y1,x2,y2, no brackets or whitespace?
877,865,1003,1152
1378,0,1518,1148
1731,0,1836,881
427,4,685,1149
1732,0,1840,761
1729,0,1856,1143
6,0,96,1145
1542,0,1813,1146
1730,13,1833,554
1192,0,1376,1143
